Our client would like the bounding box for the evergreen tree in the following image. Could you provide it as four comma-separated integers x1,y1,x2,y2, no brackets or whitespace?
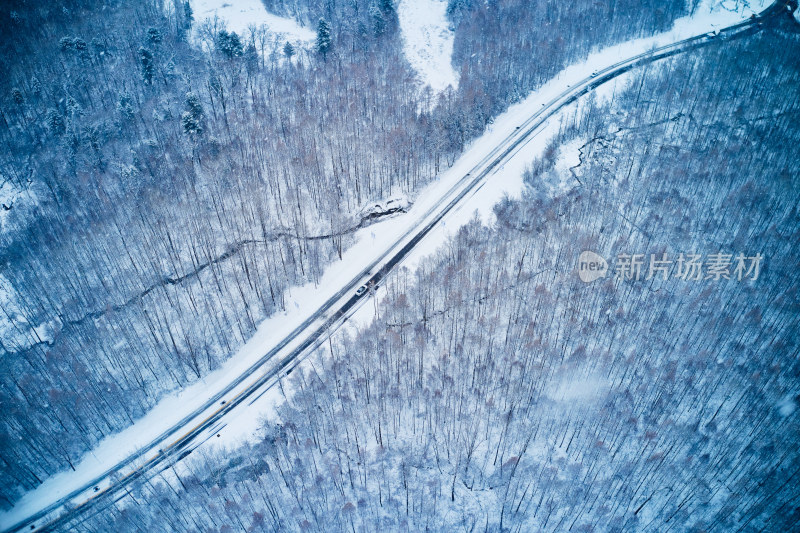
45,109,65,135
147,27,162,45
316,18,332,58
283,41,295,60
138,47,154,85
59,36,74,51
30,76,41,96
183,0,193,29
116,94,135,124
446,0,472,23
185,92,204,120
90,37,106,58
380,0,397,23
216,30,243,59
245,42,258,73
370,4,386,37
181,111,201,135
11,88,24,106
181,92,204,135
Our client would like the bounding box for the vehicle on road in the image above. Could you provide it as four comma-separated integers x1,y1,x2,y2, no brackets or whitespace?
355,285,368,296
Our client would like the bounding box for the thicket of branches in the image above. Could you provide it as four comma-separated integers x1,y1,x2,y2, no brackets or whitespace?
1,0,690,506
447,0,697,126
65,22,800,532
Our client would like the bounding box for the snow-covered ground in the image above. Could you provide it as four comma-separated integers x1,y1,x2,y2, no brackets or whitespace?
0,1,774,529
189,0,314,42
398,0,459,94
677,0,769,31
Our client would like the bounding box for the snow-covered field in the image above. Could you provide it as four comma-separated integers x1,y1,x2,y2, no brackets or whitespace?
397,0,459,93
188,0,314,41
0,0,774,529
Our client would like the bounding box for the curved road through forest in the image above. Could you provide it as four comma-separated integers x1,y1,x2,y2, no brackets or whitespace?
5,1,796,531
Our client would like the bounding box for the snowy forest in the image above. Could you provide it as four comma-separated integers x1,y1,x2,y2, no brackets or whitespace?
48,8,800,533
0,0,698,508
2,0,800,531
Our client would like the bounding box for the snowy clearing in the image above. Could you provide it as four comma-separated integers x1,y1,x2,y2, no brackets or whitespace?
778,396,797,417
398,0,459,94
189,0,314,41
546,372,611,403
679,0,770,30
0,2,773,529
